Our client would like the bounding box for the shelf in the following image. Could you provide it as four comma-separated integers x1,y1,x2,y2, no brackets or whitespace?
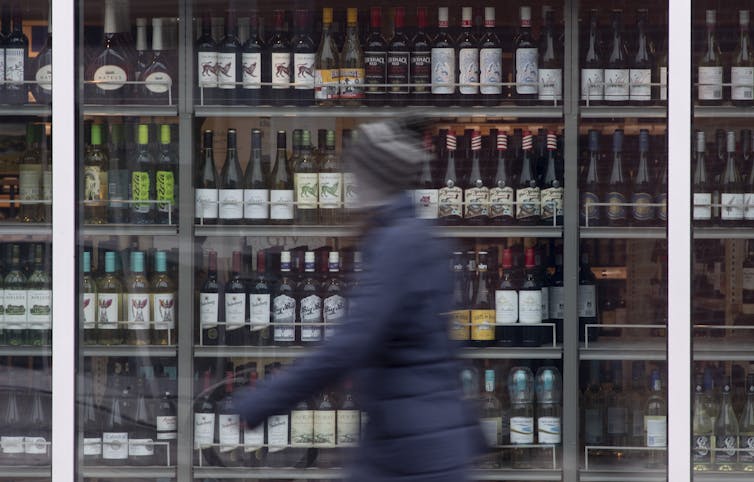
80,224,178,237
694,338,754,361
694,227,754,239
194,105,563,119
192,467,561,480
580,339,667,361
460,346,562,360
694,105,754,118
580,227,666,239
580,470,666,482
82,105,178,117
81,466,175,479
0,223,51,237
0,466,50,478
0,346,51,357
0,105,51,117
580,105,667,119
435,225,562,238
693,473,754,481
82,345,177,357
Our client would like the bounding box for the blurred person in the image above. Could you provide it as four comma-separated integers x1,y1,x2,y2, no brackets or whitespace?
234,117,482,481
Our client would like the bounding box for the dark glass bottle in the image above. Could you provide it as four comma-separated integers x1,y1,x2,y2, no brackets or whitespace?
448,251,470,343
364,7,387,104
513,6,538,103
224,251,247,346
196,10,218,105
479,7,502,105
83,379,102,465
604,10,629,105
218,129,243,225
496,248,519,347
108,123,130,223
298,251,323,345
540,132,563,226
632,129,655,226
655,131,668,225
693,130,712,226
216,369,243,466
465,131,488,225
470,252,495,347
129,378,156,466
249,251,272,345
32,2,51,104
291,10,316,106
410,7,432,105
414,132,439,220
519,247,542,347
538,9,562,104
549,250,564,343
269,131,294,225
732,10,754,106
154,389,177,466
199,251,222,346
130,124,156,224
457,7,479,104
629,9,653,105
195,130,218,225
721,130,744,225
243,129,268,224
141,18,174,105
272,251,296,346
86,0,131,105
516,131,540,225
215,9,241,103
439,131,463,225
490,132,515,225
605,130,627,226
4,6,28,105
430,7,455,106
744,130,754,224
581,9,603,105
387,7,411,105
578,252,598,342
293,130,318,225
241,11,266,105
193,370,217,466
155,125,177,225
698,10,723,105
269,10,292,105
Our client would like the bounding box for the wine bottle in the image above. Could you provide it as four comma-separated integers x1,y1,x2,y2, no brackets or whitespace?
605,362,628,454
518,247,542,347
698,10,723,104
693,373,713,471
632,129,655,225
478,369,502,467
17,124,42,223
457,7,479,104
195,130,218,225
242,369,265,465
538,9,562,104
216,9,240,103
26,244,50,346
583,361,606,451
495,248,519,347
125,251,150,345
150,250,175,346
339,8,365,104
489,132,515,225
439,131,463,225
513,6,538,103
712,378,737,471
337,380,360,451
516,131,540,224
199,251,222,346
548,250,564,343
414,132,438,220
86,0,131,104
449,251,470,342
363,7,386,103
535,367,562,465
4,245,26,346
273,251,296,345
134,18,148,87
298,251,323,345
107,124,130,223
155,125,176,224
629,9,653,105
480,7,502,105
318,130,342,225
193,370,216,466
155,388,177,466
243,128,268,223
581,9,604,105
269,131,294,224
102,382,129,465
605,129,627,226
196,10,218,105
97,251,124,345
321,251,345,341
140,18,173,104
249,251,271,344
83,379,102,465
604,10,629,105
82,251,97,344
470,251,495,347
465,130,489,224
216,369,243,466
314,390,337,467
269,10,291,105
732,10,754,106
410,7,431,105
509,367,535,469
315,8,340,105
129,124,155,224
32,2,51,105
289,395,314,466
744,130,754,223
241,11,265,104
739,373,754,471
294,130,318,224
291,10,316,106
578,251,598,342
218,129,243,224
693,131,712,226
722,130,744,224
4,6,27,105
224,251,247,346
431,7,455,105
386,7,411,106
540,132,563,226
129,377,155,466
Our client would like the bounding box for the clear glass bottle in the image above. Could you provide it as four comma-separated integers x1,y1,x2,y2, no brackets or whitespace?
535,367,561,468
581,9,604,104
125,251,150,345
632,129,655,225
693,373,714,471
478,369,502,468
721,130,744,225
629,9,653,105
318,130,342,225
698,10,723,104
314,8,340,105
714,377,739,471
339,8,364,104
644,370,667,469
509,366,535,469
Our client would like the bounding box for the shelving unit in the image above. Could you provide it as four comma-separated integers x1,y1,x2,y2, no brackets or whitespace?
693,227,754,239
0,467,51,478
580,339,666,361
194,224,563,238
194,105,564,119
0,224,52,237
80,224,179,237
0,346,52,357
81,466,176,479
82,105,178,117
579,106,667,119
0,105,51,117
82,345,177,357
191,467,562,481
580,227,666,239
694,105,754,118
579,470,666,482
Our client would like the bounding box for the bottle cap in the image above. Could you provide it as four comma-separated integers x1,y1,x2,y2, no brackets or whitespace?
502,248,513,268
727,131,736,153
438,7,449,27
417,7,428,28
328,251,340,272
83,251,91,273
152,18,163,50
131,251,145,273
277,130,286,148
588,130,599,151
485,7,495,27
497,132,508,151
160,124,171,145
639,129,649,152
395,7,405,28
696,130,706,153
155,251,167,273
347,8,358,25
91,124,102,146
547,133,557,151
706,10,716,25
227,128,237,146
612,130,623,152
138,124,149,145
741,10,750,26
251,128,262,147
525,247,536,268
136,17,147,27
370,7,381,28
446,131,457,151
203,130,213,148
471,131,482,151
484,369,495,392
322,8,333,25
462,7,472,26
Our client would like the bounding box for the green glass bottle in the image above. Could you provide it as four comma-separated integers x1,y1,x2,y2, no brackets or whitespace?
26,244,51,346
96,251,124,345
151,251,176,346
155,125,176,225
130,124,156,224
4,245,27,346
294,130,318,224
318,130,342,225
84,124,109,224
82,251,98,345
126,251,151,345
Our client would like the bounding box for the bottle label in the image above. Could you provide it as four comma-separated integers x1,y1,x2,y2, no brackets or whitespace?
293,53,316,90
414,189,439,219
515,47,538,94
495,290,518,324
464,186,489,218
145,71,172,94
480,417,502,446
193,413,214,449
97,293,119,329
745,193,754,220
540,287,549,320
18,165,41,206
584,408,604,444
387,51,410,95
549,286,564,319
35,64,52,92
510,416,534,444
300,294,323,342
294,173,319,210
411,51,431,94
431,47,455,94
126,294,150,330
607,407,628,434
538,68,562,101
629,68,652,101
715,434,738,462
319,172,342,209
470,309,495,341
270,190,294,220
27,289,51,329
244,189,269,220
480,48,502,95
271,52,291,89
337,409,360,445
225,292,246,331
244,423,264,451
83,165,106,204
739,435,754,463
343,172,359,209
156,171,175,214
438,186,463,218
660,66,668,100
93,65,127,91
131,172,151,214
604,68,629,101
4,290,26,329
290,409,314,445
606,191,627,221
364,51,387,94
273,294,295,342
578,285,596,317
199,292,219,328
448,309,470,341
83,292,96,329
249,293,271,329
458,48,479,95
645,416,667,447
156,416,177,439
242,52,262,89
218,414,241,452
24,436,47,455
339,68,365,99
323,294,345,340
693,192,712,220
519,290,542,324
83,437,102,456
693,435,711,463
489,186,515,219
267,414,289,452
129,438,154,457
698,66,723,100
581,191,600,224
541,186,564,222
516,186,540,220
102,432,129,459
581,68,604,101
538,416,561,444
219,188,244,220
721,193,744,220
315,68,340,100
198,51,219,88
1,436,23,454
631,192,654,221
5,49,24,84
314,410,336,445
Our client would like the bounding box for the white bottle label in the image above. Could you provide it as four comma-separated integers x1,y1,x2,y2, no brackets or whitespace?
541,187,564,221
489,186,515,218
629,68,652,101
83,292,96,329
144,71,172,94
267,414,289,452
538,416,561,444
458,48,479,95
480,48,502,95
97,293,119,329
194,413,215,448
218,414,241,452
480,417,502,446
83,437,102,456
295,173,318,210
645,416,667,447
495,290,518,324
300,294,323,342
271,52,291,89
129,438,154,456
581,68,604,101
19,165,41,202
516,186,540,220
225,292,246,331
693,192,712,220
515,47,538,95
510,416,534,444
343,172,359,209
1,436,23,454
464,187,490,218
604,68,629,101
698,66,723,100
518,290,542,324
270,189,294,220
195,188,219,221
4,47,23,84
549,286,564,319
93,65,127,91
242,52,262,89
414,189,439,219
244,189,269,220
431,47,455,94
219,188,244,220
439,186,463,218
319,172,342,209
744,193,754,220
721,193,745,220
290,409,314,445
293,53,316,90
153,293,175,330
578,285,597,317
314,410,336,445
126,293,150,330
216,52,237,89
337,409,360,445
24,436,47,455
35,64,52,92
249,293,270,330
538,68,562,101
102,432,129,459
660,66,668,100
156,416,177,439
273,294,295,342
244,423,264,452
4,290,26,330
199,292,219,328
323,294,345,340
27,289,51,329
198,51,218,88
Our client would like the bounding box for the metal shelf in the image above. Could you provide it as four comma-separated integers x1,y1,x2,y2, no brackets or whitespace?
580,227,666,239
460,346,562,359
0,105,51,117
693,473,754,481
435,225,562,238
694,338,754,361
0,466,50,478
580,339,667,361
694,227,754,239
81,466,176,478
192,467,561,480
82,105,178,117
0,346,51,357
580,470,666,482
80,223,178,237
0,223,51,237
694,105,754,118
82,345,177,357
194,105,563,119
580,105,667,119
